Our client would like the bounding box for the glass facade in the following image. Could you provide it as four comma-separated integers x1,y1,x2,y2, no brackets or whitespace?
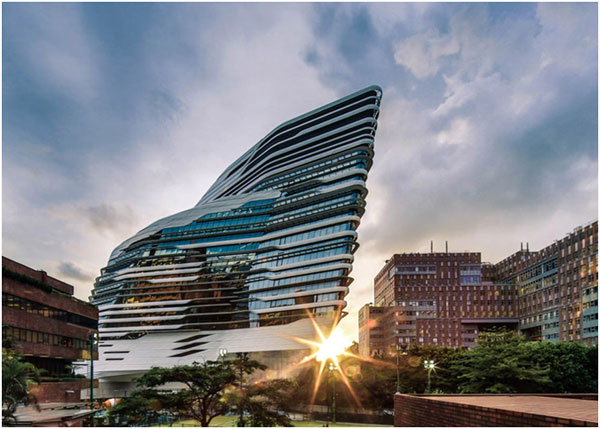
90,86,382,351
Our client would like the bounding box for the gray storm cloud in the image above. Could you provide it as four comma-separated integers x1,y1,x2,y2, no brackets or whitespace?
2,3,597,341
57,262,95,282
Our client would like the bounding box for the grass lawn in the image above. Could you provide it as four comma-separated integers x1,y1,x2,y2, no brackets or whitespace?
156,416,387,427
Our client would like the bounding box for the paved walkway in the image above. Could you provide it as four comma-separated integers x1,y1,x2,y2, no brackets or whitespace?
422,395,598,423
13,403,96,425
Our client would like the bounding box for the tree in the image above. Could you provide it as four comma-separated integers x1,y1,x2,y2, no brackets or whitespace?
109,356,279,427
107,390,157,426
2,348,40,426
227,379,295,427
448,329,552,393
348,358,396,409
225,354,295,426
339,344,462,409
132,360,237,427
229,353,266,427
289,361,323,406
403,344,463,393
346,341,359,355
289,330,596,410
530,342,597,393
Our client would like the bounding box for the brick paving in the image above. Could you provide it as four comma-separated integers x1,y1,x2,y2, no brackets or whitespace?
394,394,598,426
421,395,598,423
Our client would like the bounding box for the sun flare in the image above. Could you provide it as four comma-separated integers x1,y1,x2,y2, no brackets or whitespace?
280,312,370,409
278,310,398,410
315,329,347,363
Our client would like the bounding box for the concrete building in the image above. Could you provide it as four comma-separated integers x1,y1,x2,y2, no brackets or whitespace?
2,257,98,402
359,221,598,355
88,86,382,393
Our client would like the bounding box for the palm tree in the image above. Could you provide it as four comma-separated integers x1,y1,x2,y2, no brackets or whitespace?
2,348,40,426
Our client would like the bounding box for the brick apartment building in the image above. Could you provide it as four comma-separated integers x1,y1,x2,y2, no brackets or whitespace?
2,257,98,402
359,221,598,356
360,252,518,355
495,221,598,345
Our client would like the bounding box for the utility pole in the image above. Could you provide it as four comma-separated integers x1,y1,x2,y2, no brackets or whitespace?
237,353,247,427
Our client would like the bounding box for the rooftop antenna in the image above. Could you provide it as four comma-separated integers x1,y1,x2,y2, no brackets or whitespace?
445,241,448,253
430,240,433,253
526,242,529,252
521,242,523,252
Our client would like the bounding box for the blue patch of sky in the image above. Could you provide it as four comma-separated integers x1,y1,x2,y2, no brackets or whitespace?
307,3,451,109
79,3,210,98
3,2,210,186
488,2,538,23
79,3,206,128
4,2,596,206
507,90,598,167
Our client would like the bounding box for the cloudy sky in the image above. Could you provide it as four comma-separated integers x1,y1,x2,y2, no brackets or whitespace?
3,2,597,341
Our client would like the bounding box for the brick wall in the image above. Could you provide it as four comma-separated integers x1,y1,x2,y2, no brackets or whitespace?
2,270,97,320
394,394,597,427
30,381,82,403
3,307,93,342
2,257,74,295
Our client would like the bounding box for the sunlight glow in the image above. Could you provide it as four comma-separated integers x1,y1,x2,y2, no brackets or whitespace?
315,329,347,363
276,309,405,410
281,311,369,408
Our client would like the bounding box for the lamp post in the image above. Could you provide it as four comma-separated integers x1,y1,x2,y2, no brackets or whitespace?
236,353,247,428
423,360,436,393
88,333,97,410
395,347,407,394
328,362,336,424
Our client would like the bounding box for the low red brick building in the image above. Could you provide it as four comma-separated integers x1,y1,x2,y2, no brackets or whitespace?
2,257,98,402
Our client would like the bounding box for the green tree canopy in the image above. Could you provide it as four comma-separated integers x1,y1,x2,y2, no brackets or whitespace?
530,342,597,393
227,379,295,427
108,356,284,427
448,330,552,393
111,360,237,427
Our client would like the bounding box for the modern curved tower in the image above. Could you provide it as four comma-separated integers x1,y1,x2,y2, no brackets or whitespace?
90,86,382,384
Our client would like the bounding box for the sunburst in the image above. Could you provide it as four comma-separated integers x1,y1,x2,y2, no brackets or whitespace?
259,308,400,412
281,310,394,409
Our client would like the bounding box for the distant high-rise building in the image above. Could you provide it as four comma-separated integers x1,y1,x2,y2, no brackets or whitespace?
495,221,598,345
358,304,385,357
364,252,518,354
90,86,382,390
360,221,598,355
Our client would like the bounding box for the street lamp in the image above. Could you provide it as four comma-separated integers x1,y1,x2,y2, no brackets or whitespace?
328,362,337,424
219,348,228,362
236,352,248,428
88,333,98,410
423,360,436,393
